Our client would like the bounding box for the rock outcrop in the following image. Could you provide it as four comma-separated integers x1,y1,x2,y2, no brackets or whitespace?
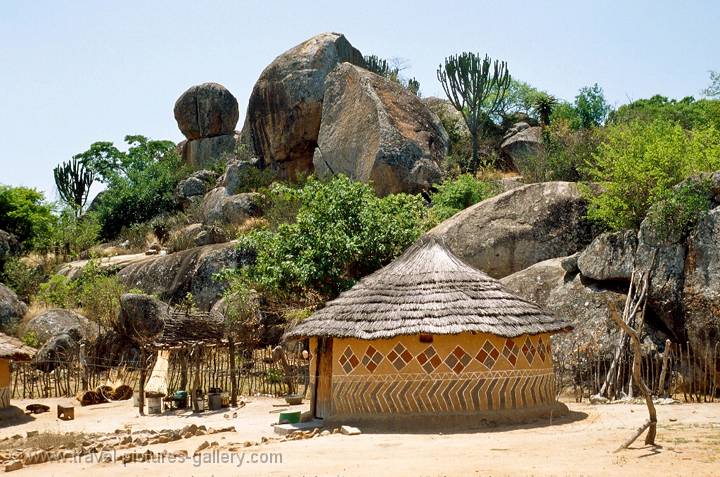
682,207,720,350
178,133,240,170
577,230,637,282
501,258,629,356
241,33,365,178
117,242,253,310
168,224,228,252
33,330,81,372
174,82,240,170
428,182,598,278
500,123,543,168
199,188,262,226
23,309,98,344
175,170,219,205
313,63,448,196
118,293,168,342
0,229,19,265
0,283,27,331
174,82,239,141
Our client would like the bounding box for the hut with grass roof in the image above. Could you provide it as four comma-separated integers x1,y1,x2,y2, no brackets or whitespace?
284,237,571,425
0,332,36,408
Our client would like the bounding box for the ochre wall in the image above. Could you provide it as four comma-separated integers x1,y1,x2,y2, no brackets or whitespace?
309,333,555,419
0,359,10,408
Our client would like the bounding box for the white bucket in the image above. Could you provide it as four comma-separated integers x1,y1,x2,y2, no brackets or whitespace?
195,398,205,412
147,397,162,415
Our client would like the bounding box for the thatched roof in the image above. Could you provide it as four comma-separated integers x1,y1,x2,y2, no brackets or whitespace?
151,309,225,348
285,237,571,340
0,332,36,361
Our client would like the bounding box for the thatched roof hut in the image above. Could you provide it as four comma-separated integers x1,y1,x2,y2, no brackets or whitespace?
0,332,36,408
0,333,36,362
286,237,570,426
286,237,571,340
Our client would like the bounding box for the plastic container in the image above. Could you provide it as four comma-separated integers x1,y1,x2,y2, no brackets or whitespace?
278,410,301,424
146,397,162,415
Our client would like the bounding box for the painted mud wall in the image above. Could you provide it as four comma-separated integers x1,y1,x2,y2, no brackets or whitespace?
310,333,555,418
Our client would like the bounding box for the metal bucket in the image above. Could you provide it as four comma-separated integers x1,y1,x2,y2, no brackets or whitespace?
146,397,162,415
208,393,222,411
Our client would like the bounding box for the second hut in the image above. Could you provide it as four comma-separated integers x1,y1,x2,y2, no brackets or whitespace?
284,237,571,426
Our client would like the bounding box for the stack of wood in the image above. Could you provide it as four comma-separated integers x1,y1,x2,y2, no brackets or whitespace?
75,382,134,406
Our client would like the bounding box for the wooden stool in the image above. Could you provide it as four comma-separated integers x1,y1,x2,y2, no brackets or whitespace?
57,405,74,421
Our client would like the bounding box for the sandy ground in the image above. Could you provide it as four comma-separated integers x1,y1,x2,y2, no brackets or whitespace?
1,397,719,476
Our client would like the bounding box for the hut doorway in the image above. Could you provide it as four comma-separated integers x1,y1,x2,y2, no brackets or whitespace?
314,337,333,419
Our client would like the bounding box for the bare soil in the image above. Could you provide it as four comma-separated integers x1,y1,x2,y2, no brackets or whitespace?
1,397,719,476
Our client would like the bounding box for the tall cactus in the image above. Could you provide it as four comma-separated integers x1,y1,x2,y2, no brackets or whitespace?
437,53,511,173
53,157,95,215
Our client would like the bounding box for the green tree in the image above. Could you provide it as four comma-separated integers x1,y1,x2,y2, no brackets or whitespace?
703,70,720,98
234,175,426,299
586,120,720,230
73,135,188,239
609,95,720,131
575,83,611,128
0,186,56,251
426,174,498,226
53,157,95,216
531,92,558,126
437,53,511,173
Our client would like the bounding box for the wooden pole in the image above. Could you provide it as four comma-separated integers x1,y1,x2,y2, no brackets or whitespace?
229,340,238,407
138,347,146,416
612,271,657,451
658,340,671,397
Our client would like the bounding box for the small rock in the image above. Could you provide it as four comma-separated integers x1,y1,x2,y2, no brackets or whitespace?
340,425,361,436
320,430,330,436
25,431,38,439
4,461,22,472
194,441,210,454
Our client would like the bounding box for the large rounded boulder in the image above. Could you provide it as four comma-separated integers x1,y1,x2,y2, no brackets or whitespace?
118,293,168,342
174,82,239,141
241,32,365,178
428,182,598,278
313,63,448,196
0,283,27,331
23,309,98,344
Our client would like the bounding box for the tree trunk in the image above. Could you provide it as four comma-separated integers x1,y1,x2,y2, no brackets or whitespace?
469,132,480,174
229,340,238,407
138,348,146,416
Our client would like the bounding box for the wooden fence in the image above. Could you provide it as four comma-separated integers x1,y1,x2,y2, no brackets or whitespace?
556,341,720,402
12,346,309,400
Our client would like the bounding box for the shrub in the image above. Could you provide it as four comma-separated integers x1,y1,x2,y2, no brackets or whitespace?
234,175,426,298
427,174,499,226
36,260,126,328
0,185,56,251
646,178,713,241
48,208,101,260
0,258,45,303
610,95,720,131
586,120,720,230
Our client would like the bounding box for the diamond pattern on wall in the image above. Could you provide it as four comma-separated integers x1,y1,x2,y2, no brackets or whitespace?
361,345,384,372
444,346,472,374
387,342,413,371
417,346,443,373
339,346,360,374
502,338,519,366
537,338,547,362
521,337,536,365
475,340,500,369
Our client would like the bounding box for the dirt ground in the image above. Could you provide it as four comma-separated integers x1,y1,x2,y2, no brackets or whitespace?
1,397,719,476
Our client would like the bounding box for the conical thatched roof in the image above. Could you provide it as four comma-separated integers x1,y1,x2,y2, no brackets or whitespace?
0,332,36,361
285,237,571,340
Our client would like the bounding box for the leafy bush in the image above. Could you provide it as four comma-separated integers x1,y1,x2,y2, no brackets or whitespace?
427,174,498,226
21,330,40,348
0,258,45,303
37,260,127,328
646,178,713,241
515,119,604,183
0,185,56,251
610,95,720,131
234,175,426,298
586,120,720,230
550,84,611,130
48,208,101,260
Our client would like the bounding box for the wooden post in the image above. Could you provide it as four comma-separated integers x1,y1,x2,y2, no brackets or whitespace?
612,271,657,451
658,340,671,397
138,347,146,416
229,340,238,407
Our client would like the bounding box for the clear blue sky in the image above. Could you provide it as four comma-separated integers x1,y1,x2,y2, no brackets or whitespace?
1,0,718,199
